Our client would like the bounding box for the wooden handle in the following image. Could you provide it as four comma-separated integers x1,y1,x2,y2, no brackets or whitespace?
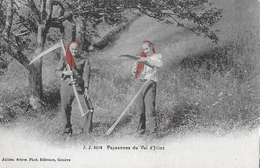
105,68,158,135
61,39,86,118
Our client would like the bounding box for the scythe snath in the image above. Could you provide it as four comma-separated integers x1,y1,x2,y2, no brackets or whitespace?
29,39,89,117
105,68,158,136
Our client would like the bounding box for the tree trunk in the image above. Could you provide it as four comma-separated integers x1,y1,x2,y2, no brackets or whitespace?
28,24,46,109
0,0,4,34
71,18,76,41
28,63,43,109
79,18,91,52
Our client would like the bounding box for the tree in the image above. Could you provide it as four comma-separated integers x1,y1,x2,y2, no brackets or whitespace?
0,0,222,109
1,0,73,108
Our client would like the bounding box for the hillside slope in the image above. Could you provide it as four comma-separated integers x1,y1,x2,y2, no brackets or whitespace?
88,0,260,81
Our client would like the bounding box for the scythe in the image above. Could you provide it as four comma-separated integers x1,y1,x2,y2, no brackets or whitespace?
105,67,158,136
29,42,62,65
29,39,88,117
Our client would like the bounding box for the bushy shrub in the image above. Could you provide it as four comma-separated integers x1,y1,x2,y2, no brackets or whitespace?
0,99,33,124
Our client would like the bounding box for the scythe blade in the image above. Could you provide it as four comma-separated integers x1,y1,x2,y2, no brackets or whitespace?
118,54,151,66
118,54,140,61
29,41,62,65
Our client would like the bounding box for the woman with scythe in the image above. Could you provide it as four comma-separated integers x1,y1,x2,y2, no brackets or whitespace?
55,41,94,135
132,41,163,138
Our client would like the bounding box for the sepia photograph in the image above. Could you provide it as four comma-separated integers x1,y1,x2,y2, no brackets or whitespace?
0,0,259,167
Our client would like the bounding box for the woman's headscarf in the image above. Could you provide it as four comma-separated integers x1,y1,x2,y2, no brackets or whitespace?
135,40,156,78
65,41,81,69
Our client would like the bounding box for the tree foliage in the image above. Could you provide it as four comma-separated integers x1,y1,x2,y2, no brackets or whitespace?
0,0,222,62
68,0,222,42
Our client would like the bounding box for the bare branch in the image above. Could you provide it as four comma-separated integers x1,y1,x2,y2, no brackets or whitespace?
165,13,200,36
40,0,47,21
14,31,30,36
15,0,30,7
3,0,14,39
0,0,4,29
27,0,40,23
51,12,73,25
0,34,19,50
0,35,30,69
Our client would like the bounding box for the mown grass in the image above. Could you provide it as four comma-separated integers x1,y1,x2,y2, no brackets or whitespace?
157,32,260,135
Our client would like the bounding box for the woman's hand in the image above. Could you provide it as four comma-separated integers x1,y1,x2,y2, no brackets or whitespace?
137,57,152,65
83,88,90,99
137,57,148,63
137,57,154,68
63,70,73,76
132,67,136,75
67,79,76,86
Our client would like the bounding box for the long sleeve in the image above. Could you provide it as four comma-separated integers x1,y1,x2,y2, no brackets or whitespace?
147,54,163,68
83,57,91,89
143,54,163,82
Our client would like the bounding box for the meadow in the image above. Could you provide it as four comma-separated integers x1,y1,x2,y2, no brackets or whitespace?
0,0,259,144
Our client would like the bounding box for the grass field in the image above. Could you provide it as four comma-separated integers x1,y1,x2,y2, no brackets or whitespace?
0,0,260,144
